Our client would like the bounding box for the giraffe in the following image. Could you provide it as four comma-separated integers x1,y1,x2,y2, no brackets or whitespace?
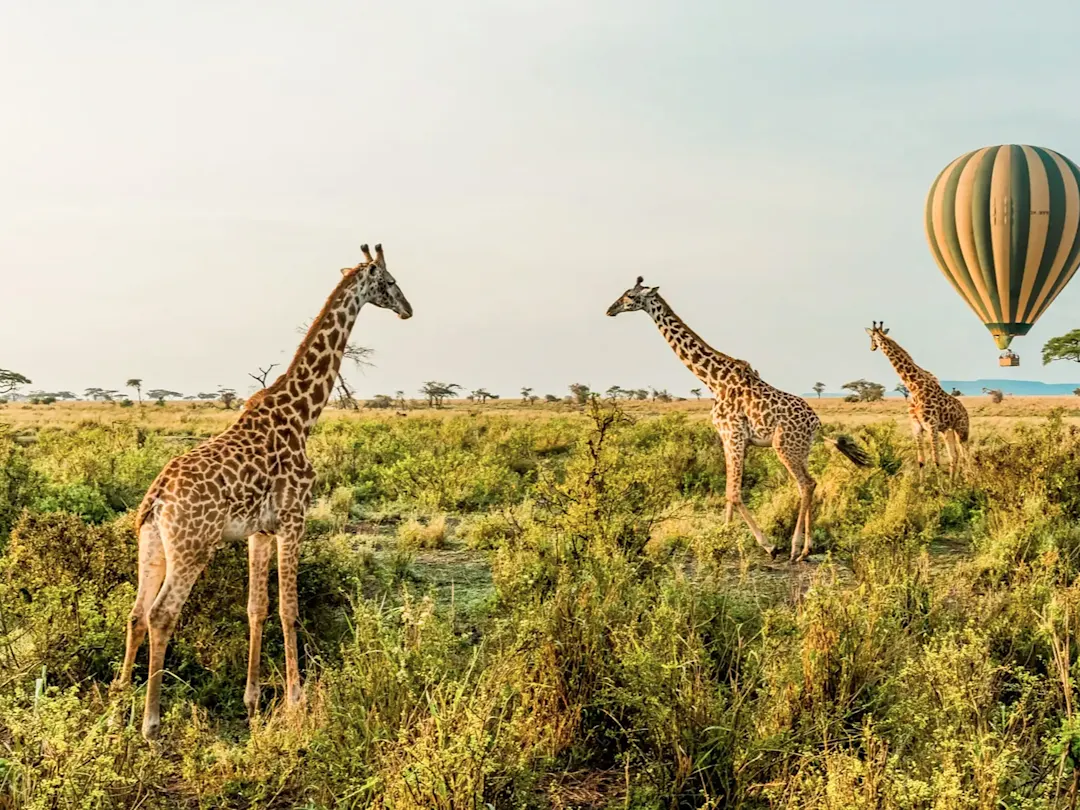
606,277,870,562
117,244,412,741
865,321,969,479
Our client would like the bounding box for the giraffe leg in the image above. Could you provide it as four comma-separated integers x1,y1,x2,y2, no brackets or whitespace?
927,429,941,472
910,418,925,478
776,442,816,563
723,439,776,558
943,430,959,481
118,522,166,687
276,518,305,707
789,509,805,563
143,550,209,741
244,532,274,721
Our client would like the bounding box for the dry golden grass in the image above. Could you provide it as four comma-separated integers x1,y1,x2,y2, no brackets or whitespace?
2,393,1078,435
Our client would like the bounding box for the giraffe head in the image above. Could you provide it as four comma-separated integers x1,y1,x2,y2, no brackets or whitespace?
606,276,659,316
865,320,890,351
342,244,413,319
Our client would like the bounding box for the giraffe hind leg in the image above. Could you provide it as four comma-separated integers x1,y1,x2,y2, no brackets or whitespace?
943,430,959,481
118,522,166,687
776,443,817,563
142,522,215,741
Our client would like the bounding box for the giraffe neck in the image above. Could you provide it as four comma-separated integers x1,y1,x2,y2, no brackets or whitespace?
643,294,752,396
264,272,363,434
878,335,928,390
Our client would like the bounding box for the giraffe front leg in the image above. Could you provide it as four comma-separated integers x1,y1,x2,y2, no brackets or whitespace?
910,418,925,479
245,532,274,721
723,438,776,559
276,517,305,708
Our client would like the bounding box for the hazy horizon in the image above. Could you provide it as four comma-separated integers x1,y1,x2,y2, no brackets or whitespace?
5,0,1080,401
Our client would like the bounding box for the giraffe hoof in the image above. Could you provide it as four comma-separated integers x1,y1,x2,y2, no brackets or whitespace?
141,716,161,742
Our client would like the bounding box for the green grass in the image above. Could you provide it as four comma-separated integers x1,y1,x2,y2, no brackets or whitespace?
2,402,1080,808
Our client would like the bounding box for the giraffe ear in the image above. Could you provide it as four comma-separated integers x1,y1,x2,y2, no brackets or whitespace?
648,286,660,294
882,328,890,335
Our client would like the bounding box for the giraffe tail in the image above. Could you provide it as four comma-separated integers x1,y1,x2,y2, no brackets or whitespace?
826,434,872,467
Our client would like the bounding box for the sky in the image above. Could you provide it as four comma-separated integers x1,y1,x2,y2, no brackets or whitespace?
3,0,1080,401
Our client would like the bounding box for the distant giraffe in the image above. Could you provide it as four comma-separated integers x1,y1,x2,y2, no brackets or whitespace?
606,277,870,562
117,244,413,741
866,321,969,479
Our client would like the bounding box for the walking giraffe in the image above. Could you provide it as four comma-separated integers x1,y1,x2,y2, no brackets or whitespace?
606,277,870,562
117,244,413,740
865,321,969,479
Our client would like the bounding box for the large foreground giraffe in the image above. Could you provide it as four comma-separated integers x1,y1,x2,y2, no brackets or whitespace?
866,321,969,479
607,277,870,562
118,244,413,740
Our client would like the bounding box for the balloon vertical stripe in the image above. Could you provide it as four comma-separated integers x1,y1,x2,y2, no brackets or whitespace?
1007,145,1029,323
925,143,1080,351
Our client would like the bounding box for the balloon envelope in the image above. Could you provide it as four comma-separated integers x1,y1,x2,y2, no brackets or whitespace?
925,144,1080,350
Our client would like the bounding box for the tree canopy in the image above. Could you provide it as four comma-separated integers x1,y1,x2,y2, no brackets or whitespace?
1042,329,1080,365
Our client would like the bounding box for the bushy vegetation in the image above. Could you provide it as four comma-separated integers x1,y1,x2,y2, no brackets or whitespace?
2,405,1080,808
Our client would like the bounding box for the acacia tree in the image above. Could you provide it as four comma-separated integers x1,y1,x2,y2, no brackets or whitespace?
470,388,499,404
895,383,910,400
217,388,238,409
690,387,702,399
568,383,591,405
420,381,461,408
982,387,1004,404
126,378,143,405
520,386,537,405
0,369,31,398
85,387,119,401
812,382,826,399
841,379,886,403
147,389,182,405
1043,329,1080,365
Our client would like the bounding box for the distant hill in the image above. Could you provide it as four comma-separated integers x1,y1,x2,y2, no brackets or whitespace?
806,380,1080,398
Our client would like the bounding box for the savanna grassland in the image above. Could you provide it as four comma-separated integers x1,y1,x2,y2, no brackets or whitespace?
3,395,1080,808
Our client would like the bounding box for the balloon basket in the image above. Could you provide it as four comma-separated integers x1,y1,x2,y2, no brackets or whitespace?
999,351,1020,367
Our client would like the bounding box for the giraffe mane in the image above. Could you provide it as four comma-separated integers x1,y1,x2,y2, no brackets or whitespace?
268,265,366,392
655,294,758,376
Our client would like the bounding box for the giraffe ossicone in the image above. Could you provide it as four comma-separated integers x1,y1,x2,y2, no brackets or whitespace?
116,244,413,742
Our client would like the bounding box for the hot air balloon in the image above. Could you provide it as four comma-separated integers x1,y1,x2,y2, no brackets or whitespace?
924,144,1080,366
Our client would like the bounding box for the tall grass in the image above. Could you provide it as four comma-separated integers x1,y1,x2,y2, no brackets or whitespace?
1,404,1079,807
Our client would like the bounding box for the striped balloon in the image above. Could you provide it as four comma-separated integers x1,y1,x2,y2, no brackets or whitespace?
925,144,1080,350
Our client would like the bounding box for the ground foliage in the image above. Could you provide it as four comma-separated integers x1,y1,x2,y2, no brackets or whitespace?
0,404,1080,807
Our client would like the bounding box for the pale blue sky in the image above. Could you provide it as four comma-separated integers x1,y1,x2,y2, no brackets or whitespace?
3,0,1080,400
